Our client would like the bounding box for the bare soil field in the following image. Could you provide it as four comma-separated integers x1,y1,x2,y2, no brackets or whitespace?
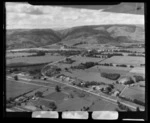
101,56,145,66
6,80,39,100
6,55,65,65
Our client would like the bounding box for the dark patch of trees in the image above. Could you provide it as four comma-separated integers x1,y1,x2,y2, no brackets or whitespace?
55,85,61,92
48,102,57,111
71,62,98,70
35,91,43,97
83,81,102,88
116,64,127,67
14,75,18,80
73,42,86,46
133,99,145,106
134,75,144,82
101,72,120,80
117,101,132,111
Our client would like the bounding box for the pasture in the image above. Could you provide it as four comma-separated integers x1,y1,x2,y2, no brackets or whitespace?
61,69,115,84
129,67,145,75
89,100,118,111
44,92,69,105
6,55,65,65
101,56,145,66
6,80,39,100
71,55,105,65
120,87,145,102
125,48,145,53
6,52,37,58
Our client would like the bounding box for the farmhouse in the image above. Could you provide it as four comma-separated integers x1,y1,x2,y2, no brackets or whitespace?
117,77,134,85
112,90,120,96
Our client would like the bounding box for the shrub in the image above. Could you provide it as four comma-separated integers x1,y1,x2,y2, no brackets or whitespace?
133,99,145,106
14,75,18,80
101,72,120,80
35,91,43,97
48,102,57,111
55,85,61,92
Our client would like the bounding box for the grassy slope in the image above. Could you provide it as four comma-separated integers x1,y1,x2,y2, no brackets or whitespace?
6,24,144,50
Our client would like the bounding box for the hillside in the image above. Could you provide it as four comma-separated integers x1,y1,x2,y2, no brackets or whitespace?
58,24,144,46
6,24,144,50
6,29,61,50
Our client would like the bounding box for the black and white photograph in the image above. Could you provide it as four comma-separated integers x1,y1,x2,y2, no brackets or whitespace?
5,2,145,119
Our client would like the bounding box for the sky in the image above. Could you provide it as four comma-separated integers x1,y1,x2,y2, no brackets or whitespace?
6,2,144,29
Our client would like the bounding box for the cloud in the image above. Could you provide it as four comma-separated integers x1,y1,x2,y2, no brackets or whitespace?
6,2,144,29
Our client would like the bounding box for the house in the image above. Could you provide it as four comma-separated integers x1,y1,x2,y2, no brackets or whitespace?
118,77,134,85
65,77,70,82
112,91,120,96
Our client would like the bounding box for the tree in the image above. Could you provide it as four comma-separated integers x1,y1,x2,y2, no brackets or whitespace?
65,68,68,71
7,97,14,103
44,78,47,80
69,93,74,98
35,91,43,97
136,107,140,112
82,106,89,111
55,85,61,92
48,102,57,111
14,75,18,81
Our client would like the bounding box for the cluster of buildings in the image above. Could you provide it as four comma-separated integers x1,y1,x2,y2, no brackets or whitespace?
117,77,134,85
55,74,74,83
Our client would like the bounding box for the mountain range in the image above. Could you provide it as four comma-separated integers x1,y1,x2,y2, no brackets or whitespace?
6,24,145,50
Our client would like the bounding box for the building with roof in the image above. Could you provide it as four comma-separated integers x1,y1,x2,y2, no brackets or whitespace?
117,77,134,85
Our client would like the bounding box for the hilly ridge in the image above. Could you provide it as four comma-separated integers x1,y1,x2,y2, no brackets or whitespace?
6,24,144,50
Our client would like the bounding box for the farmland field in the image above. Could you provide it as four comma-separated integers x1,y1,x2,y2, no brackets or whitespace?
6,52,37,58
71,55,105,65
129,67,145,74
6,55,65,65
44,92,69,105
101,56,145,66
120,87,145,102
88,65,131,75
125,48,145,53
61,69,115,84
89,100,118,111
6,79,39,100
